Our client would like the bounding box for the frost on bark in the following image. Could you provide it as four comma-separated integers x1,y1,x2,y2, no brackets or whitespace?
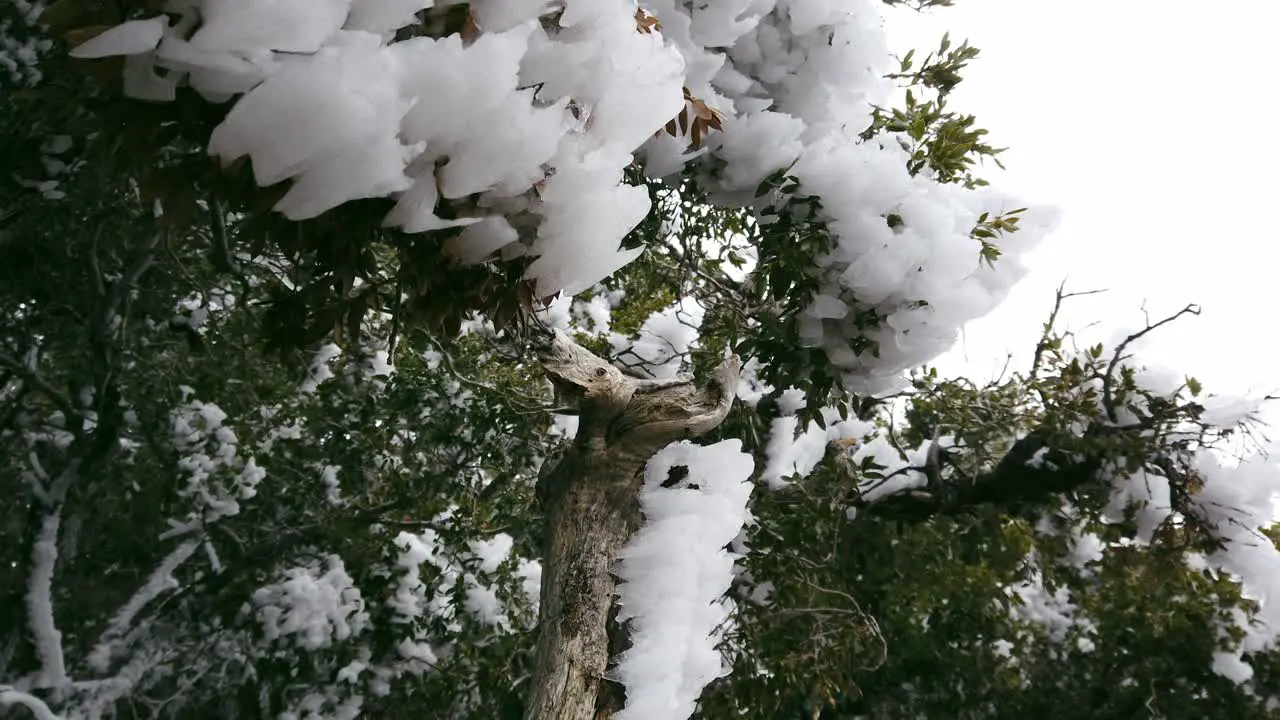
524,330,741,720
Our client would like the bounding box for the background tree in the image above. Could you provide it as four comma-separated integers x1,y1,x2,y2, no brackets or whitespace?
3,1,1280,719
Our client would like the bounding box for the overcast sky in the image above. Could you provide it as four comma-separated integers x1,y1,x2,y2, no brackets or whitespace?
884,1,1280,432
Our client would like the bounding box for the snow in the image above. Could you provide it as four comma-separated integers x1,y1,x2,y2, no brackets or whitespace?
1067,527,1105,570
468,533,514,574
1186,452,1280,682
443,215,521,264
0,0,50,86
1103,470,1173,545
73,1,1056,392
539,290,708,380
0,689,59,720
761,412,823,488
280,689,364,720
191,0,350,54
153,37,279,100
1213,651,1256,683
715,109,807,190
395,637,438,668
68,17,168,59
168,396,265,530
757,391,896,491
525,171,651,296
463,579,508,627
274,131,419,220
612,440,755,720
516,558,544,614
87,539,201,673
345,0,432,34
470,0,552,33
26,511,67,689
1005,562,1095,645
388,530,440,622
381,164,480,233
734,357,772,407
122,52,179,101
611,296,704,379
320,465,344,506
207,38,414,196
252,554,370,650
301,343,342,393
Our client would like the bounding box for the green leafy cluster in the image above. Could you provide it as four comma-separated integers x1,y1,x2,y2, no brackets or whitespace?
863,33,1005,189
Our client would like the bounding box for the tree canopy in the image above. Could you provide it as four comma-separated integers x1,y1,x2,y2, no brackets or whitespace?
3,1,1280,719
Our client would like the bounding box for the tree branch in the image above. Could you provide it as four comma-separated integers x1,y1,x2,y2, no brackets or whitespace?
853,425,1100,523
26,509,68,691
1102,303,1200,422
0,687,60,720
206,193,240,275
1029,281,1106,382
0,351,78,422
427,336,556,414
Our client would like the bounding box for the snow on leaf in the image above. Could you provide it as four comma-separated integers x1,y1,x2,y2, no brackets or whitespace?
252,555,370,651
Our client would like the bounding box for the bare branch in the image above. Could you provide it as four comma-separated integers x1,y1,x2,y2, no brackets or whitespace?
1102,303,1201,422
1029,281,1107,382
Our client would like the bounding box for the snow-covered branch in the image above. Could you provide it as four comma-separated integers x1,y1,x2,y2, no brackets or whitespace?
26,509,67,690
87,539,201,674
0,687,60,720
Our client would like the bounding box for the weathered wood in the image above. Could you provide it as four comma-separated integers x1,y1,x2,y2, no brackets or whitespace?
524,330,740,720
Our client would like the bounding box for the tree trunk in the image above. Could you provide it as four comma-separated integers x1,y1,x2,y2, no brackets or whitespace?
525,441,648,720
524,331,740,720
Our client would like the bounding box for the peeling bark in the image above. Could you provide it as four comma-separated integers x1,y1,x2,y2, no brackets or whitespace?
524,331,740,720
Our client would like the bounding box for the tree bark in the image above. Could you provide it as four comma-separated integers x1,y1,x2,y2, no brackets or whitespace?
525,441,649,720
524,331,740,720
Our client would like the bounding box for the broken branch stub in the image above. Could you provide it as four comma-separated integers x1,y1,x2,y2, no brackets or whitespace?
524,330,741,720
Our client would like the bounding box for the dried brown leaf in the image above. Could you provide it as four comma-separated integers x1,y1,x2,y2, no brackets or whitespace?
635,7,662,34
461,7,480,44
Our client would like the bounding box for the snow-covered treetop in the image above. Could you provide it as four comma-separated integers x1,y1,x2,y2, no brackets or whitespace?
69,0,1054,393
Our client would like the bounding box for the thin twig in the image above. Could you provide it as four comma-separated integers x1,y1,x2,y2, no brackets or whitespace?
1102,303,1201,422
426,337,557,414
1029,281,1107,382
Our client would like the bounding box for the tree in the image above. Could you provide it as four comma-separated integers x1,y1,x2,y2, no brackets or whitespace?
3,1,1280,719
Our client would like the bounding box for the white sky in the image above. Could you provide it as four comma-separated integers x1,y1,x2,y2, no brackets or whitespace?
885,0,1280,430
